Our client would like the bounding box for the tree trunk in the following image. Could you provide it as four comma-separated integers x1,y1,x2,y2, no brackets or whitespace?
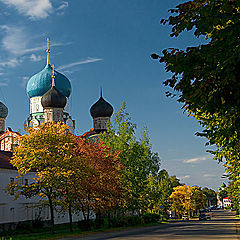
107,211,111,228
68,203,73,232
48,195,55,234
79,199,87,220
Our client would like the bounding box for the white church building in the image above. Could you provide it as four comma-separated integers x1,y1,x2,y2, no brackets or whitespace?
0,41,113,230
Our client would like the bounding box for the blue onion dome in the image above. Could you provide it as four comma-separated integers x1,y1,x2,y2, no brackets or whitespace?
0,101,8,119
26,64,71,98
41,86,67,108
90,94,113,118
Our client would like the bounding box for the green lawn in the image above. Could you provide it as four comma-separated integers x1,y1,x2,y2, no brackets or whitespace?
1,222,165,240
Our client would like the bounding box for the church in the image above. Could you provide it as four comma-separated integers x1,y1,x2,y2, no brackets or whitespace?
0,40,114,229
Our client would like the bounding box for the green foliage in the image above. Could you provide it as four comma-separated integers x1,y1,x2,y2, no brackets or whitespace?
146,170,174,215
142,213,160,224
202,187,217,206
99,102,160,214
153,0,240,210
77,219,104,231
169,175,182,188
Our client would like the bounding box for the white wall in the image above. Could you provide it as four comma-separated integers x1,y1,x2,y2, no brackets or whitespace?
0,168,89,225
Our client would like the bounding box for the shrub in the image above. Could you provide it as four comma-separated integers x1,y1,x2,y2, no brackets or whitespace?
94,218,104,229
77,219,95,231
142,213,160,224
32,218,44,228
110,215,142,227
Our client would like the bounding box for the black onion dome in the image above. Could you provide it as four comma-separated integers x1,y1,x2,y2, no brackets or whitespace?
41,86,67,108
0,101,8,119
90,96,113,118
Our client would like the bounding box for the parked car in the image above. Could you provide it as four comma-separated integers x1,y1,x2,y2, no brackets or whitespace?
199,213,211,220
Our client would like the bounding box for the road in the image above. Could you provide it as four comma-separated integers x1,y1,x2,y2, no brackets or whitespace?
60,210,240,240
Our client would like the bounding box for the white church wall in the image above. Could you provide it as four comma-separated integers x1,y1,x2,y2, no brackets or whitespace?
0,168,40,224
0,168,90,225
30,97,69,114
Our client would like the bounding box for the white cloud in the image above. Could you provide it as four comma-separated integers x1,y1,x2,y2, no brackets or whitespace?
56,1,68,16
0,25,71,55
57,1,68,11
0,78,9,86
0,25,27,55
203,174,216,178
0,0,53,20
180,175,190,180
183,156,208,164
0,25,72,67
0,58,20,67
58,58,103,71
21,76,29,87
29,54,42,62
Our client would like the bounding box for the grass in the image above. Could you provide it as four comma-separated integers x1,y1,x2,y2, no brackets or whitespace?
1,221,166,240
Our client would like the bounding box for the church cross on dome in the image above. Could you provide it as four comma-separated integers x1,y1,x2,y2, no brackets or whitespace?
46,38,50,65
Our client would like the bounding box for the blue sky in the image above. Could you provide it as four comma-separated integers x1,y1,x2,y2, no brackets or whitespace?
0,0,226,190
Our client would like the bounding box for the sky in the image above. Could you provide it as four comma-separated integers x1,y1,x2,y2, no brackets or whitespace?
0,0,226,190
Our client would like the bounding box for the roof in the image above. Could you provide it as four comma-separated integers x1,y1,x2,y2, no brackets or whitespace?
0,150,15,170
26,64,71,98
90,96,113,118
0,127,21,140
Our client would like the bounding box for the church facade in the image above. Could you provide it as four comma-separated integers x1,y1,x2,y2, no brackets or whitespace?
0,40,114,228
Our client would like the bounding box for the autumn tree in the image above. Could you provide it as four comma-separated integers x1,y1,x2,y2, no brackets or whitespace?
99,102,160,215
7,121,124,232
70,136,123,222
8,122,75,233
170,185,206,218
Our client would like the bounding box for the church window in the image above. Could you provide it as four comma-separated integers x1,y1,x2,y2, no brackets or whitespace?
36,104,39,111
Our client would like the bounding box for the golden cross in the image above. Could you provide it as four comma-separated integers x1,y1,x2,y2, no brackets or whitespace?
46,38,50,65
51,64,55,87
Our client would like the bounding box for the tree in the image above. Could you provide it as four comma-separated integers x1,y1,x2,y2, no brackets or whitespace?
202,187,217,207
71,136,123,221
169,175,182,188
218,183,228,207
98,102,160,214
190,187,207,214
7,121,124,232
8,122,75,233
227,181,239,214
152,0,240,202
146,169,173,215
170,185,206,218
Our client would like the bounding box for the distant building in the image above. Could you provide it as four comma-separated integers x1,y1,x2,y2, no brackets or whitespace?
223,197,232,208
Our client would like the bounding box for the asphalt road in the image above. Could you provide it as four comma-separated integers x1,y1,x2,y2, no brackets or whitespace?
60,210,240,240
